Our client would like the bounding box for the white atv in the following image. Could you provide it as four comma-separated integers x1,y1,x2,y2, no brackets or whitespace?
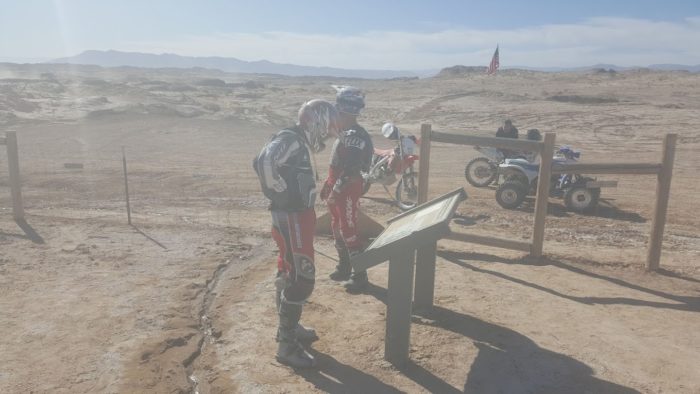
495,146,610,212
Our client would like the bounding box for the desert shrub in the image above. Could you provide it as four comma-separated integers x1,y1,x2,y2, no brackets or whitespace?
547,95,618,104
194,78,226,87
81,78,109,86
202,102,221,112
147,84,195,92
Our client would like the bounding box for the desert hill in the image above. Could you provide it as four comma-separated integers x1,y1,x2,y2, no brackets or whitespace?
52,50,431,79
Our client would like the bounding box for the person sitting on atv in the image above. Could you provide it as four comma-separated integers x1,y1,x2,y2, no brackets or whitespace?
496,119,519,139
522,129,542,163
496,119,519,157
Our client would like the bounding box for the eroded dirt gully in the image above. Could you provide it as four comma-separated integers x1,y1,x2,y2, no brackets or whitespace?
183,242,272,394
117,235,270,394
0,205,270,394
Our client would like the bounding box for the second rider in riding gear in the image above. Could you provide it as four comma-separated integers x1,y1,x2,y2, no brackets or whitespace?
321,86,373,292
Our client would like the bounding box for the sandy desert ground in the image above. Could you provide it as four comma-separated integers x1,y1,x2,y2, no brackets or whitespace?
1,63,699,393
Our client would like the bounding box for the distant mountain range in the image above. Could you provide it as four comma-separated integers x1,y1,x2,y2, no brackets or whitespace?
51,50,432,79
49,50,700,78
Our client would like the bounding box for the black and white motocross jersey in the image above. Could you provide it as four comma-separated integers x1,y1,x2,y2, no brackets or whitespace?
328,124,373,187
253,126,316,211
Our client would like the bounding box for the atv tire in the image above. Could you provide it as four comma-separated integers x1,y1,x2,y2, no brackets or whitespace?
496,181,528,209
564,186,600,212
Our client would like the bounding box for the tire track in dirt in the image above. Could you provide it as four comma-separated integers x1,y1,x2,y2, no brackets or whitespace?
401,91,481,122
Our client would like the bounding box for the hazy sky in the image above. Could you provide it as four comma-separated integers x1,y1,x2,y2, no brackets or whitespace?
1,0,699,69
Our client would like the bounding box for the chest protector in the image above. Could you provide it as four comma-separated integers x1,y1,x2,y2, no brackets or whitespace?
253,129,316,211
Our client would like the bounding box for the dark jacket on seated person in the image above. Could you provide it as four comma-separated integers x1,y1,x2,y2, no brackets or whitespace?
496,124,519,139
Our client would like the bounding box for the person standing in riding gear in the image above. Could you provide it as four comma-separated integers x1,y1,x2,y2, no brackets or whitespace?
253,99,339,368
321,86,373,292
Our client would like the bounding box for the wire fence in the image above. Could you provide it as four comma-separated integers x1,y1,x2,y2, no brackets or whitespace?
4,144,270,229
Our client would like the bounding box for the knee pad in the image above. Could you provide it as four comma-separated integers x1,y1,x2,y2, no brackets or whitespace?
334,239,347,251
275,271,290,290
282,277,315,304
281,254,315,303
293,254,315,281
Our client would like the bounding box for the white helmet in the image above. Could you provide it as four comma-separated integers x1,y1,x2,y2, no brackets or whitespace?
333,85,365,115
381,122,400,140
298,99,339,152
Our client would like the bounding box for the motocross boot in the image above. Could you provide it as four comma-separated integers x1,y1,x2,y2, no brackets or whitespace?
343,251,369,293
276,301,316,368
329,247,352,281
294,323,319,343
275,273,318,342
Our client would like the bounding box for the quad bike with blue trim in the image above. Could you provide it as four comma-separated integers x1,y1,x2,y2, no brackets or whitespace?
495,146,610,212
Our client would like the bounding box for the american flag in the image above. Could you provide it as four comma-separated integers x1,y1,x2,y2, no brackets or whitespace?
487,45,499,75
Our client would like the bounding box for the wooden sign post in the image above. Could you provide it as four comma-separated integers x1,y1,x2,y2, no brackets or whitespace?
351,188,467,366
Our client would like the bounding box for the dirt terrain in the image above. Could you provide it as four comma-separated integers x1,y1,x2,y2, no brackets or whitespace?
1,64,699,393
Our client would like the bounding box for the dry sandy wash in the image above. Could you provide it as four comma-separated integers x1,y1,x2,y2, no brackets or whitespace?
1,63,699,393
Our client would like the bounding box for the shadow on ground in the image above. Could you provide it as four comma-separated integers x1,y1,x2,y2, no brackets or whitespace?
360,279,639,393
298,350,403,393
438,251,700,313
481,194,647,222
416,306,640,393
0,218,45,244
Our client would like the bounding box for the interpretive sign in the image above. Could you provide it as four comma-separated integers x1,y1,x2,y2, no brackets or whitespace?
353,188,467,271
350,188,467,365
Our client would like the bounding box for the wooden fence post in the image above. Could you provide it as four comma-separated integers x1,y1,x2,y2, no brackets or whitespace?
6,132,24,221
531,132,556,258
646,133,677,271
122,146,132,225
418,124,432,205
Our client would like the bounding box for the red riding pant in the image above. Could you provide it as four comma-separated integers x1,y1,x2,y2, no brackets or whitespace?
327,178,364,252
271,208,316,303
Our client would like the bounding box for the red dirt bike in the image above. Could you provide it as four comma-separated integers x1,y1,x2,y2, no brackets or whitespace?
361,123,420,211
